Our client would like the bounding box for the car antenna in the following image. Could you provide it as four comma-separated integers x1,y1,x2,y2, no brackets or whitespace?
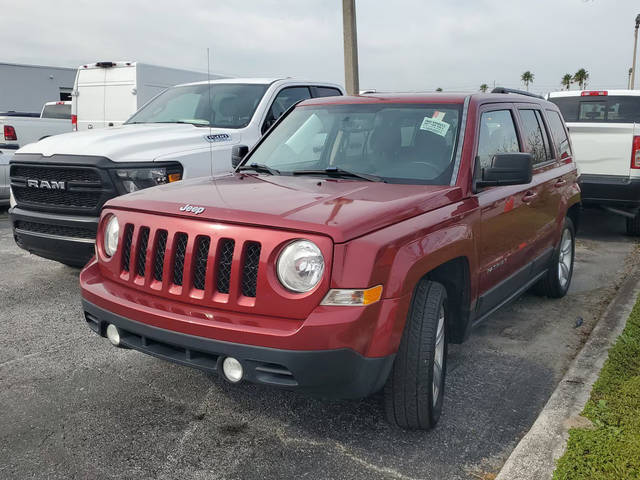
207,47,213,174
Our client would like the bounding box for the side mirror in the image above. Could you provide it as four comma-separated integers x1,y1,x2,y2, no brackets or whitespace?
475,153,533,189
231,145,249,169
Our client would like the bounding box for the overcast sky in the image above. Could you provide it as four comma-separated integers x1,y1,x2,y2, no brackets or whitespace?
2,0,638,93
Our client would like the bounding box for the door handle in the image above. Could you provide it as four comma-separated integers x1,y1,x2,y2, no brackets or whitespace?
522,191,538,203
554,179,567,187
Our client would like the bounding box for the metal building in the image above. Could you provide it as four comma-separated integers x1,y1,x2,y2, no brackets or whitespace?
0,62,76,113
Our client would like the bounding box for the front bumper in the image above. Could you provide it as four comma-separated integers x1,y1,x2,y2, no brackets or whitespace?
80,259,405,399
10,206,97,267
83,299,394,399
579,174,640,209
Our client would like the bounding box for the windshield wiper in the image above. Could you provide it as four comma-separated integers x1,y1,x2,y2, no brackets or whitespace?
292,167,384,182
237,163,280,175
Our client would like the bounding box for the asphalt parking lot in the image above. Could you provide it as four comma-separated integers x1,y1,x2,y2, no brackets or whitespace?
0,207,638,480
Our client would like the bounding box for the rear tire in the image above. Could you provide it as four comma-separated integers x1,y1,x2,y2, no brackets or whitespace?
626,211,640,236
534,217,575,298
384,279,448,430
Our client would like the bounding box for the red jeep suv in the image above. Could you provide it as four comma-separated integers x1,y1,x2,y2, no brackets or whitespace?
80,88,580,429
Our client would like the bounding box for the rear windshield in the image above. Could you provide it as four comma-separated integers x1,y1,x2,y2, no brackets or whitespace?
41,103,71,119
246,103,463,185
549,96,640,123
126,83,269,128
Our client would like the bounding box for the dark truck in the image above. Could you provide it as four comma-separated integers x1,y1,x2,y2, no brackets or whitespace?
80,89,580,429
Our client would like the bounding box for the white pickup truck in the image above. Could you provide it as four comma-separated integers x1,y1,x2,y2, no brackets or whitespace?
9,78,344,266
548,90,640,235
1,101,72,150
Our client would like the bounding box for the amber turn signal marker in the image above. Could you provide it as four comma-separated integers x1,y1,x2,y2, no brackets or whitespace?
320,285,383,306
168,173,182,183
362,285,383,305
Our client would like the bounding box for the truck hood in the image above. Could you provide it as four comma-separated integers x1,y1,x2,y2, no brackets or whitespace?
106,174,463,243
16,123,240,162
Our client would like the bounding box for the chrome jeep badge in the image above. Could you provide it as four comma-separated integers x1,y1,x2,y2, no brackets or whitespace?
179,204,205,215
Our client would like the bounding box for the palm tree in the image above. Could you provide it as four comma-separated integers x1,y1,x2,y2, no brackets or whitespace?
573,69,589,90
561,74,572,90
480,84,489,93
521,71,534,91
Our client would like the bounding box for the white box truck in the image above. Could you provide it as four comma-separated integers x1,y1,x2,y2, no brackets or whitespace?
71,61,220,131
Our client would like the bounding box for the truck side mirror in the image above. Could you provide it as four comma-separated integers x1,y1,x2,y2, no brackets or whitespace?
231,145,249,169
475,153,533,189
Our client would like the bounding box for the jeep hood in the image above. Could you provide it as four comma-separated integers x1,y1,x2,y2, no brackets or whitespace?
106,174,463,243
16,123,240,162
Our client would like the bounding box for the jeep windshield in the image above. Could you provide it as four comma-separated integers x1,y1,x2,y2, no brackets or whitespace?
126,83,269,128
244,103,463,184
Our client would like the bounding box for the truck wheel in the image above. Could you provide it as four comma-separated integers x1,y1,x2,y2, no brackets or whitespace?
384,279,447,430
534,217,575,298
626,212,640,236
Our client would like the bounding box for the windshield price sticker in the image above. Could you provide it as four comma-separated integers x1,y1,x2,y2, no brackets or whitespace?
420,117,450,137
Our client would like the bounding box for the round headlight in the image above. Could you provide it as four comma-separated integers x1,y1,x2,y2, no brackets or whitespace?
103,215,119,257
277,240,325,293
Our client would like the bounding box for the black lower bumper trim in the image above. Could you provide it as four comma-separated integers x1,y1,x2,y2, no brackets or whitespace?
82,299,394,399
10,206,97,267
579,174,640,209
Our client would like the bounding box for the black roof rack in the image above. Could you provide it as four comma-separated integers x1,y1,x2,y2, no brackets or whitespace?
491,87,544,100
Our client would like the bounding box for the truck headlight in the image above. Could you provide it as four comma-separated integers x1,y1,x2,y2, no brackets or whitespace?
115,167,182,193
103,215,119,257
276,240,324,293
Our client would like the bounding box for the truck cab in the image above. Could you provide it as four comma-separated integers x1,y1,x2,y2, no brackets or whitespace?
80,90,580,429
9,78,344,266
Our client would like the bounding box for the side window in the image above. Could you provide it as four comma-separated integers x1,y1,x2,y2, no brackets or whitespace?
534,111,553,160
477,110,520,169
313,86,342,98
262,87,311,134
546,110,572,159
519,109,551,165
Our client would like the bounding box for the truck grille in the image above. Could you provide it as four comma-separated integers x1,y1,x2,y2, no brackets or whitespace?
10,163,109,212
120,226,259,299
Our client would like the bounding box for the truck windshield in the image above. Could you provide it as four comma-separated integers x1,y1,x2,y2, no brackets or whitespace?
126,83,269,128
549,96,640,123
245,103,463,184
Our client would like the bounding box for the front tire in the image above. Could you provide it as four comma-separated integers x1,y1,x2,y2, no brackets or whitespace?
384,279,448,430
534,217,575,298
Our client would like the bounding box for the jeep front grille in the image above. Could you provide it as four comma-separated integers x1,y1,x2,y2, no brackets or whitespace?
102,210,332,318
120,225,258,299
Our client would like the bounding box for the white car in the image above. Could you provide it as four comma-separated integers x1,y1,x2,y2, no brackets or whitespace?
9,78,344,266
0,101,72,150
548,89,640,234
0,148,12,206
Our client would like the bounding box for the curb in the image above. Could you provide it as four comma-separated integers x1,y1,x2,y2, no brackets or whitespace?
495,267,640,480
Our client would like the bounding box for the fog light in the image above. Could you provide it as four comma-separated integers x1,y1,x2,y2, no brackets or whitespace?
106,324,121,347
222,357,243,383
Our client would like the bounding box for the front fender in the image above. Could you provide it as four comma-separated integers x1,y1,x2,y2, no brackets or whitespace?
331,199,479,356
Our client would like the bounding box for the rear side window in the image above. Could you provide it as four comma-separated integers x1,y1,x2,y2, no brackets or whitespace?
546,111,572,159
314,87,342,98
519,109,551,165
477,110,520,169
41,103,71,119
549,96,640,123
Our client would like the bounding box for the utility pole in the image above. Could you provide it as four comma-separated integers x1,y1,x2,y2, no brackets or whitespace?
629,68,633,89
342,0,359,95
631,14,640,89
